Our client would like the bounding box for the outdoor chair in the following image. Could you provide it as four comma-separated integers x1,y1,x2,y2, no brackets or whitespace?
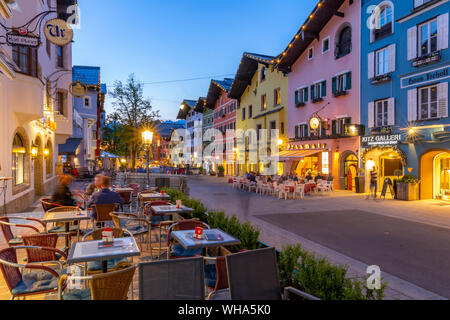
110,212,152,254
82,228,133,274
143,201,175,257
45,206,82,236
138,257,205,300
72,192,88,210
204,256,228,294
0,246,67,300
40,198,62,212
93,203,118,229
118,191,133,212
167,220,210,259
294,184,305,199
0,217,45,247
58,263,136,300
22,233,70,267
209,247,320,300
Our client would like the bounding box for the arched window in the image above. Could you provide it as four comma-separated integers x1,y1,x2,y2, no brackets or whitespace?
12,134,26,186
45,140,53,177
371,2,394,42
335,26,352,59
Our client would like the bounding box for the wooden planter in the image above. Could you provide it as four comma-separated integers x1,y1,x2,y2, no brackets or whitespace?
217,171,225,177
396,182,420,201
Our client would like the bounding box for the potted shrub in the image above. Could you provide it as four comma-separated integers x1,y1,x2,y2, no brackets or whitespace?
217,165,225,177
354,168,366,194
396,175,420,201
210,170,216,176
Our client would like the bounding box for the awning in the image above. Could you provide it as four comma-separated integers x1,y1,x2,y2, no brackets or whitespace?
277,150,322,161
58,138,82,155
101,151,120,159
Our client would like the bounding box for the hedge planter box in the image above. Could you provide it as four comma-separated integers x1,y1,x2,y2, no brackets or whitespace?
397,183,420,201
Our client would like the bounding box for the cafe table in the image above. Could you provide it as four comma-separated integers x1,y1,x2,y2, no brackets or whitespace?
151,205,194,220
140,193,171,202
171,229,241,251
67,237,141,273
43,210,91,246
114,187,135,193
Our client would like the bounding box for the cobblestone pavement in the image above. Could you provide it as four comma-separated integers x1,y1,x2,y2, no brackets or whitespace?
188,175,450,300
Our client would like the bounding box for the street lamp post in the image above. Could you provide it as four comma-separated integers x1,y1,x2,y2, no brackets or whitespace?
142,130,154,188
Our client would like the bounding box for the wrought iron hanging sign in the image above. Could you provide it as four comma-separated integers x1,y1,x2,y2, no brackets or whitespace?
6,32,40,47
69,80,87,98
44,18,73,46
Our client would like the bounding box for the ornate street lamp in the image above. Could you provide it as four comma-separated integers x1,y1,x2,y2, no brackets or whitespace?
142,130,154,187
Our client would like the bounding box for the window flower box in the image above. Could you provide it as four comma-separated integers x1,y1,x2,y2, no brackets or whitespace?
312,97,323,104
412,51,441,67
333,90,347,98
296,102,306,108
370,73,392,85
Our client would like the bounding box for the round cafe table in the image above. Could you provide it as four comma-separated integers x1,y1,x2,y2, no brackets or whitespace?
304,184,317,194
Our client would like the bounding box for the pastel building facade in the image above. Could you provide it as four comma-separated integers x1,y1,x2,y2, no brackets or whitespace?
230,53,288,176
206,79,237,175
0,0,74,212
177,100,203,167
361,0,450,200
278,0,362,190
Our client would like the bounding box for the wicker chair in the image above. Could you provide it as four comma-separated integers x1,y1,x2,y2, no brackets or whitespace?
0,246,67,300
22,233,70,266
0,217,45,247
117,191,133,212
82,228,133,274
167,220,210,260
93,204,118,229
58,263,137,300
109,212,152,255
40,198,62,212
143,201,174,257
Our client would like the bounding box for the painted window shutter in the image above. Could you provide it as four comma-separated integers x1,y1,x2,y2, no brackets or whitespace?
388,98,396,126
295,90,299,105
388,44,396,73
368,102,375,128
407,26,418,61
407,88,418,122
345,72,352,90
321,81,326,97
304,88,308,102
295,126,299,139
303,125,308,137
332,77,337,94
311,85,315,100
368,52,375,79
437,82,448,118
414,0,424,8
437,13,449,51
331,120,337,135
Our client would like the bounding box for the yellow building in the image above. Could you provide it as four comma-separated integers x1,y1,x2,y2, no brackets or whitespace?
229,53,288,176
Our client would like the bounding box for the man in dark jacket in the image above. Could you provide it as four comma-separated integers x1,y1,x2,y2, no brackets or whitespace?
87,176,124,221
51,175,76,207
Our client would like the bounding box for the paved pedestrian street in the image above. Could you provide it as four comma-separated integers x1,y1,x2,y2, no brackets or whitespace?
188,176,450,300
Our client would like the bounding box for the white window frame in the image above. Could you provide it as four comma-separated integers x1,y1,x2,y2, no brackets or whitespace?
297,86,308,103
378,5,393,29
418,84,439,120
418,18,438,57
375,47,389,76
375,99,389,127
336,74,346,92
84,96,91,108
308,47,314,60
322,37,330,54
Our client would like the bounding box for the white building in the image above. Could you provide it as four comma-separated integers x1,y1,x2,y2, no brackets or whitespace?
0,0,74,212
177,100,203,167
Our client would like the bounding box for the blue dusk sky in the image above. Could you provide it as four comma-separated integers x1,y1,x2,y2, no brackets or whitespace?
73,0,318,120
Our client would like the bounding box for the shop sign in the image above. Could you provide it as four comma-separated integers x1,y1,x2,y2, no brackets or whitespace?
44,18,73,46
361,134,402,147
401,65,450,89
69,81,87,98
309,116,321,131
286,143,327,151
6,33,40,47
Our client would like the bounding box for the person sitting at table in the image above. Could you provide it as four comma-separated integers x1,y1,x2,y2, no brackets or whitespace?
305,172,313,182
85,174,103,197
51,174,77,207
292,174,299,183
88,175,124,226
266,176,274,183
315,172,325,183
248,172,257,183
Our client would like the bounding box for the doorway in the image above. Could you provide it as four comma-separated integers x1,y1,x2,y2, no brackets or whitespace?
344,154,358,191
34,136,44,196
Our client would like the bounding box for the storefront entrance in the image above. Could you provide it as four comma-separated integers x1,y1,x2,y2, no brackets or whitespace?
421,150,450,201
343,154,358,191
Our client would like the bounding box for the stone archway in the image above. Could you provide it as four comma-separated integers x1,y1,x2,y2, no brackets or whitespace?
338,150,358,191
33,135,44,196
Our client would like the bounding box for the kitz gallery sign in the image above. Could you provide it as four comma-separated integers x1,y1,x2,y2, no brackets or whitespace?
361,134,402,147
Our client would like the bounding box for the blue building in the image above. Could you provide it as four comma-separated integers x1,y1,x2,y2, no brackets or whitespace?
361,0,449,201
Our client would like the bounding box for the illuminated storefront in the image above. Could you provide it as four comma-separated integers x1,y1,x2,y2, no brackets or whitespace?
420,148,450,202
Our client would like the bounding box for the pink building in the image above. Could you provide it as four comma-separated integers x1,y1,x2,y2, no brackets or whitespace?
277,0,362,191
